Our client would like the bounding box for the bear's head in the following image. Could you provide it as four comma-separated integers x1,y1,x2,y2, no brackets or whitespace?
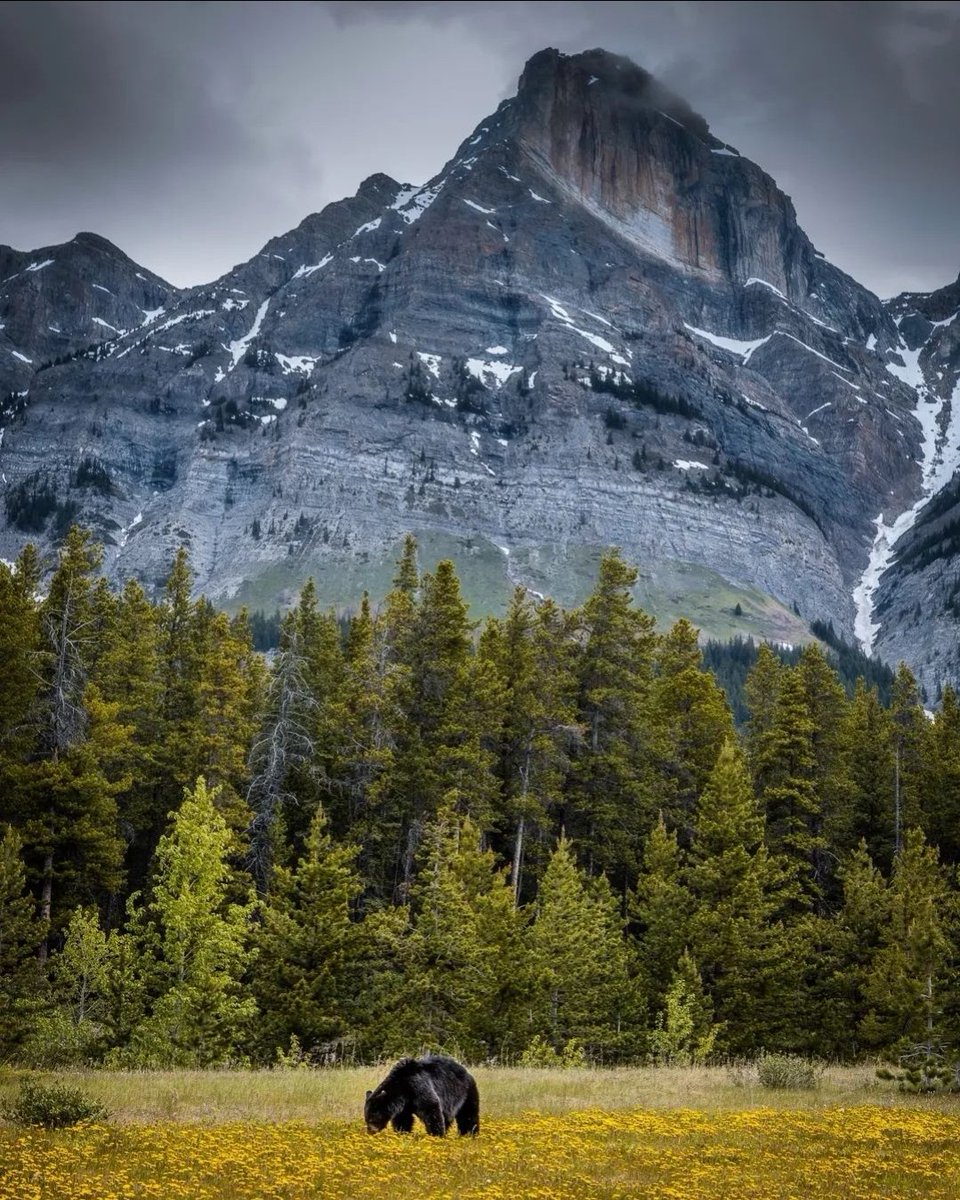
364,1087,391,1134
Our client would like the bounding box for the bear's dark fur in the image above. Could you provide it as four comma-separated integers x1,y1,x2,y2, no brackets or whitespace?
364,1055,480,1137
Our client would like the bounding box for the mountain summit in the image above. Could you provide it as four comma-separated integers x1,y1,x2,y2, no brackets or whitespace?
0,47,956,691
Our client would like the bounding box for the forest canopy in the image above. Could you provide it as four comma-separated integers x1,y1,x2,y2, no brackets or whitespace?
0,527,957,1069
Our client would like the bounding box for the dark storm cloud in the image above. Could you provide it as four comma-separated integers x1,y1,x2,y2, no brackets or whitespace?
1,1,957,295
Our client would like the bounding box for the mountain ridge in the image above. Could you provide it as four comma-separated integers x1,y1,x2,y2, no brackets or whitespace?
0,46,956,692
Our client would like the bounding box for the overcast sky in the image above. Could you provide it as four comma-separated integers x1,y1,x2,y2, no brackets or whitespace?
1,0,958,297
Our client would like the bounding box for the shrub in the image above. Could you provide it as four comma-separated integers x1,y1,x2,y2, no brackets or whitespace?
756,1053,822,1091
518,1035,586,1068
877,1042,960,1093
1,1078,107,1128
18,1010,105,1069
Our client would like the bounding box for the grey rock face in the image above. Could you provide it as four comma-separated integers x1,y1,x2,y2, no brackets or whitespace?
863,272,960,697
0,46,950,679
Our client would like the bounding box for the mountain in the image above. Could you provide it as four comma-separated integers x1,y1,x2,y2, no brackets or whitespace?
0,47,955,689
859,271,960,691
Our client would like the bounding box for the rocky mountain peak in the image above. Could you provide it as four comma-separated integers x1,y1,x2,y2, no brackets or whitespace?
356,172,404,200
495,46,813,297
514,47,712,141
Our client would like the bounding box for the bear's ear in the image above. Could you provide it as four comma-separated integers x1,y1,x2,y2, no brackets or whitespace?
365,1090,372,1100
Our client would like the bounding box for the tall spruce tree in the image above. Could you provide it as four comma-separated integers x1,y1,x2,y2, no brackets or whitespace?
526,836,631,1059
482,590,579,902
651,618,734,842
889,664,931,854
246,611,318,891
819,843,892,1057
686,739,796,1054
927,686,960,865
861,829,955,1052
391,560,497,890
251,804,367,1061
384,808,514,1059
567,550,659,888
753,668,822,908
744,643,784,787
0,546,41,773
796,643,853,898
630,816,692,1016
12,528,131,948
92,577,163,893
0,825,46,1055
125,777,256,1066
840,682,897,869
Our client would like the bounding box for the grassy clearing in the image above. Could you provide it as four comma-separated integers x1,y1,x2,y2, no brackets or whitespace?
2,1064,960,1124
221,531,811,649
4,1068,960,1198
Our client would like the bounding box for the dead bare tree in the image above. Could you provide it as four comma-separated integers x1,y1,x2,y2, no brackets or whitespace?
246,625,317,892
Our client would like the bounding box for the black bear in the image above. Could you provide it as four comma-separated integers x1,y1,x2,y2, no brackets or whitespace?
364,1055,480,1137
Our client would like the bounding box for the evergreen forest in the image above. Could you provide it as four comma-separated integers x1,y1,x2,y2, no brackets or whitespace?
2,526,959,1071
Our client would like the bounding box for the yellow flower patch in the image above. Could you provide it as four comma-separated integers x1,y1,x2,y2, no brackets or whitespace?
2,1107,959,1199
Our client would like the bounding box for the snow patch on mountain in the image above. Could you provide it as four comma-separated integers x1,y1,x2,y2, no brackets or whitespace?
854,328,960,652
275,353,316,376
684,324,771,363
293,254,333,280
466,358,521,388
417,353,442,378
227,299,270,370
393,181,444,224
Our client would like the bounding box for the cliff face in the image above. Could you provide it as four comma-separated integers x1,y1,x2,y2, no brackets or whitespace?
0,47,953,679
859,273,960,694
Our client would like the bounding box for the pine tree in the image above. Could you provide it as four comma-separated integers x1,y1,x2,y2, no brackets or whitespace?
743,643,784,785
384,808,504,1059
125,777,256,1066
651,619,734,842
13,543,132,951
483,591,579,903
818,843,891,1057
526,836,630,1060
92,577,164,892
840,682,896,869
861,829,954,1052
337,598,411,905
186,608,262,836
686,739,795,1054
251,805,367,1062
22,527,104,948
795,643,852,898
753,668,822,907
390,560,491,890
293,581,348,839
567,550,659,887
153,546,204,833
0,546,41,771
0,825,46,1055
246,611,318,891
926,685,960,865
630,816,692,1015
889,664,931,854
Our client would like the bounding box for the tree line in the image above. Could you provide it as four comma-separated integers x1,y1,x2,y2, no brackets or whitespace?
1,527,959,1069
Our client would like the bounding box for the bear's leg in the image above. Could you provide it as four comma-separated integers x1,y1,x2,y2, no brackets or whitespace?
391,1107,414,1133
417,1098,446,1137
455,1081,480,1136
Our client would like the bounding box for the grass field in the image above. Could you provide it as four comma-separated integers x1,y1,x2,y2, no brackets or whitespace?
222,531,814,649
3,1066,960,1199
